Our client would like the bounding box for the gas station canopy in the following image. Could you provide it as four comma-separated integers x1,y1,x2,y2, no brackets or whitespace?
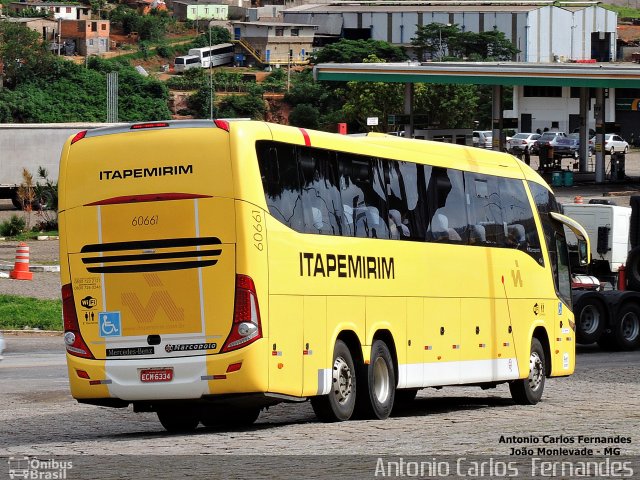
313,62,640,88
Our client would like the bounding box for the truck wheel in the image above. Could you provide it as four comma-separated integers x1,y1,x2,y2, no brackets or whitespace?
310,340,357,422
574,295,606,344
626,247,640,291
509,338,545,405
613,303,640,350
355,339,396,420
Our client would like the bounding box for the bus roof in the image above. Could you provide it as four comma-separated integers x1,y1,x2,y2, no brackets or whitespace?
189,43,233,52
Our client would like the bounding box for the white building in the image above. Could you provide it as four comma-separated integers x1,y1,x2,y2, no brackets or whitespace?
505,84,616,135
8,1,90,21
283,2,617,63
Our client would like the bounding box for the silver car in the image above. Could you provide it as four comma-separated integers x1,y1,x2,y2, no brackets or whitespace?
0,332,5,359
473,130,493,149
507,133,541,154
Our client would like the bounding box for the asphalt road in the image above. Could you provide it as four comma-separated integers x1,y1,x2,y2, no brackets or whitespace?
0,335,638,479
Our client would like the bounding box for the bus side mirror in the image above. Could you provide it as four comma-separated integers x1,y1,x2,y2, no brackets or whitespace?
578,239,589,266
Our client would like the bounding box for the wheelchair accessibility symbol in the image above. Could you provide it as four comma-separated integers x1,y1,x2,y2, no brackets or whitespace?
99,311,121,337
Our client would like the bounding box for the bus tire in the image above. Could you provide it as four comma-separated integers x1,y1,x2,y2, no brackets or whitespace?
200,407,261,428
310,340,356,422
613,303,640,350
509,338,545,405
355,339,396,420
574,295,606,344
157,407,199,433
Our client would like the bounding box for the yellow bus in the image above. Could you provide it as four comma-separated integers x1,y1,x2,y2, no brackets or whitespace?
59,120,589,432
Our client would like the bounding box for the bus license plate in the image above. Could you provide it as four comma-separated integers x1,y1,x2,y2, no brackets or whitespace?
140,368,173,383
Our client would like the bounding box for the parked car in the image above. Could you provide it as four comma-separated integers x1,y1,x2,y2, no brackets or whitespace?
553,133,581,159
571,128,596,137
507,132,540,154
472,130,492,149
0,332,5,360
588,134,630,154
536,131,568,150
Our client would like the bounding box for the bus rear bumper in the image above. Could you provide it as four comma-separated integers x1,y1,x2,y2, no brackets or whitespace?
67,343,268,402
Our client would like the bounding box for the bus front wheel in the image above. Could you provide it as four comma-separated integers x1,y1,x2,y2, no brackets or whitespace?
311,339,356,422
355,339,396,419
509,338,546,405
157,407,199,433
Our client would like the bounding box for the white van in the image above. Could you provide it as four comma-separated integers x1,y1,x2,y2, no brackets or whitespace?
174,55,201,72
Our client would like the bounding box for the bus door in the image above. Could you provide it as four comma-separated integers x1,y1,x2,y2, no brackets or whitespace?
463,173,516,382
549,212,590,375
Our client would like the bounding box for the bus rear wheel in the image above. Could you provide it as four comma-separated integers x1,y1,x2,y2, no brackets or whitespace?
157,407,199,433
311,339,356,422
509,338,546,405
355,339,396,419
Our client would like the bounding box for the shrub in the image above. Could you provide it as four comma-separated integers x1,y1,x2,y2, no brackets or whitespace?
0,215,26,237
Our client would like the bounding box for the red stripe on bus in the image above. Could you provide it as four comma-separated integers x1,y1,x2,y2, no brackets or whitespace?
85,193,211,206
299,128,311,146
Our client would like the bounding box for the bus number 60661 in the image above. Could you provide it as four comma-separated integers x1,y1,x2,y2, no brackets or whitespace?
132,215,159,227
252,210,263,251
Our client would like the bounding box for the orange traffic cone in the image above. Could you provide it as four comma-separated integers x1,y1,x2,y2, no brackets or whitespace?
9,242,33,280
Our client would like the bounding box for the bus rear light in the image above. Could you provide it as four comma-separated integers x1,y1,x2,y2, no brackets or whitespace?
71,130,87,145
214,119,230,132
62,283,94,359
130,122,170,130
221,275,262,353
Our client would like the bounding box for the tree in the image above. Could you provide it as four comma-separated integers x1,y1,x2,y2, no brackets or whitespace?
411,23,459,61
284,69,348,130
190,27,231,49
288,104,320,129
217,94,266,120
413,83,479,129
341,56,404,133
411,23,519,61
312,39,407,63
0,23,48,88
187,88,217,118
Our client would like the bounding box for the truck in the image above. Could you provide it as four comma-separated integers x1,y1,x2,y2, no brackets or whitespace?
0,123,114,208
564,200,640,350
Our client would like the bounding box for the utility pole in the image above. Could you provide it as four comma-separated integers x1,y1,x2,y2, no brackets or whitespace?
209,21,214,119
57,18,62,56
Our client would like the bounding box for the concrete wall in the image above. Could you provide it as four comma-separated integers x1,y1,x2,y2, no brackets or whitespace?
0,124,115,186
504,86,617,134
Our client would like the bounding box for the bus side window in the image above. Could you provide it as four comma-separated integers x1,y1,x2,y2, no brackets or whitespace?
464,173,503,246
257,141,304,232
387,160,425,241
425,167,467,243
501,179,544,265
298,147,343,235
337,153,389,239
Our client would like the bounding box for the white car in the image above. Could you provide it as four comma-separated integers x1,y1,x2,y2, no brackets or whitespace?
507,133,541,154
588,134,629,154
472,130,492,149
0,332,5,359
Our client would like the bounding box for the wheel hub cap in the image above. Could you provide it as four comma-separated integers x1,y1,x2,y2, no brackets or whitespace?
332,356,352,405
